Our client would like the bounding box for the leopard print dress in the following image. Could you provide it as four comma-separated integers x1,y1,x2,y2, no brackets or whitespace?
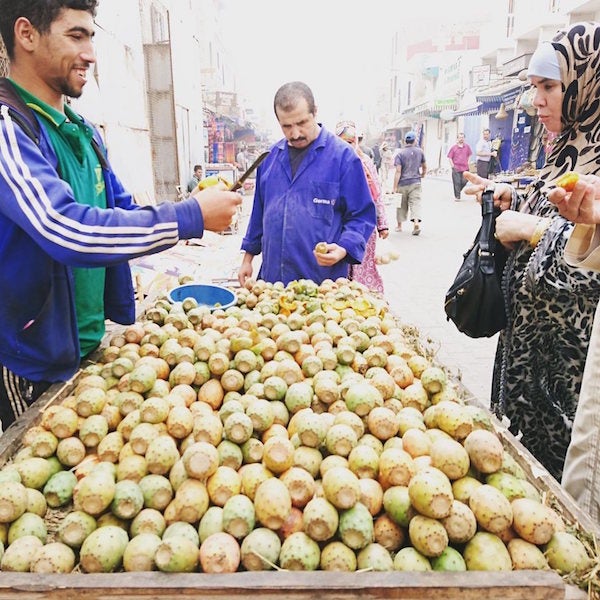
491,190,600,481
491,22,600,482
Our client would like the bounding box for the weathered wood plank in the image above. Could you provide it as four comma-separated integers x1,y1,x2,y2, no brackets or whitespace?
0,570,574,600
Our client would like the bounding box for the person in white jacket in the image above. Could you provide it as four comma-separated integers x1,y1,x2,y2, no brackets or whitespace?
549,174,600,523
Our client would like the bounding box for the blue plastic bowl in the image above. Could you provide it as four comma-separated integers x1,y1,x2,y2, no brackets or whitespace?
167,284,237,311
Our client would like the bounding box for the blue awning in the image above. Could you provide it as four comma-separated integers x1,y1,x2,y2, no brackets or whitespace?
454,83,523,117
453,103,482,117
476,84,522,111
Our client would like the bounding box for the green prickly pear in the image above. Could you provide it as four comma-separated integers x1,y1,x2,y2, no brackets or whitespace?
8,512,47,544
123,532,162,572
73,470,116,516
30,542,76,573
79,525,129,573
110,479,144,520
279,531,320,571
0,534,43,571
0,481,28,523
43,470,78,508
57,510,97,548
155,535,199,573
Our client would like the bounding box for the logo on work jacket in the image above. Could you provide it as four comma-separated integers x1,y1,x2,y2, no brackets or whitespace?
312,198,335,205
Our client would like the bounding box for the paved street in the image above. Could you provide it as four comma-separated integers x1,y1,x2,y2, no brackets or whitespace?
378,176,498,405
133,175,497,406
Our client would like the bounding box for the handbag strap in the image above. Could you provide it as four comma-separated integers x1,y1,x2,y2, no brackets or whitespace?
479,187,498,256
477,187,502,274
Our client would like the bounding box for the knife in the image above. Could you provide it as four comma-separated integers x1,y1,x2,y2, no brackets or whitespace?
229,151,269,192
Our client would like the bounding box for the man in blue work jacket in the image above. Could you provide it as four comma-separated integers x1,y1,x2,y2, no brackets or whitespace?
238,81,376,286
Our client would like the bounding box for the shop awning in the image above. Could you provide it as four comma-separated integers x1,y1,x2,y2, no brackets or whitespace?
476,82,523,111
434,97,458,111
402,100,433,117
384,117,412,130
453,103,483,117
401,97,457,119
453,81,523,117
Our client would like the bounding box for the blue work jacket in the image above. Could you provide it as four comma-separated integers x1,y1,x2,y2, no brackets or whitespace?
241,126,376,285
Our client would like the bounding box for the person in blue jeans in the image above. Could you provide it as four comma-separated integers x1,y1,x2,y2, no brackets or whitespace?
393,131,427,235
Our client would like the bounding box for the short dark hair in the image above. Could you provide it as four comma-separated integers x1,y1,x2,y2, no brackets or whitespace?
193,165,202,171
0,0,98,58
273,81,316,117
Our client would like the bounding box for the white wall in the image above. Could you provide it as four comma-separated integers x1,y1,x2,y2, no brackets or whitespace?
70,0,156,202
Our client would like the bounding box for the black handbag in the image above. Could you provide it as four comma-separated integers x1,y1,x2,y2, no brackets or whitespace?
444,187,508,338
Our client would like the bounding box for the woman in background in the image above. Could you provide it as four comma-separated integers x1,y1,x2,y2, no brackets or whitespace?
336,120,389,294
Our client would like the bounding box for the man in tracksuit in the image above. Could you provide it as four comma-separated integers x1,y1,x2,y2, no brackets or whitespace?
0,0,242,430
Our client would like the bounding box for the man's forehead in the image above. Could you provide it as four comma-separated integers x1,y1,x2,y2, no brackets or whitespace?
52,7,95,33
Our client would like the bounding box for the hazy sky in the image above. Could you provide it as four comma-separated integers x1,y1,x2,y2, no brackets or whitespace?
221,0,491,138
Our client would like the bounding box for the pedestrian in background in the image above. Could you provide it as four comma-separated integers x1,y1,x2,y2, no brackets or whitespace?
476,128,495,178
336,120,388,294
372,141,382,173
358,130,374,161
186,164,204,193
488,132,502,177
447,132,472,201
464,22,600,482
238,81,376,286
393,131,426,235
379,141,394,193
0,0,242,430
236,146,248,172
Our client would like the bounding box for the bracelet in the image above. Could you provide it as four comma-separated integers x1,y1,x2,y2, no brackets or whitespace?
529,217,551,248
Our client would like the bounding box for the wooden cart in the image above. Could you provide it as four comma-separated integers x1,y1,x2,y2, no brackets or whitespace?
0,370,595,599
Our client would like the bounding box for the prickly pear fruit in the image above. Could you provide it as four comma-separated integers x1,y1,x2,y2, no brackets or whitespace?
279,531,320,571
73,471,116,516
0,481,28,523
110,479,144,520
57,510,97,548
240,527,281,571
43,470,78,508
8,512,47,544
338,502,374,550
0,534,43,571
155,535,199,573
30,542,76,573
123,532,162,572
79,525,129,573
199,531,240,573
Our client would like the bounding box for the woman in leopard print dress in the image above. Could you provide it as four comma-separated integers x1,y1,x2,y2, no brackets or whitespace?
466,22,600,482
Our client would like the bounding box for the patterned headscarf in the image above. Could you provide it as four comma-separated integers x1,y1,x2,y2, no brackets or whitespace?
335,120,357,144
540,21,600,185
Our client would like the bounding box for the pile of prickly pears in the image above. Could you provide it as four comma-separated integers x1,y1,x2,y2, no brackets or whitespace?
0,277,593,580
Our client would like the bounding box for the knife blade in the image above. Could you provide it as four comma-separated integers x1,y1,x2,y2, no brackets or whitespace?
229,151,269,192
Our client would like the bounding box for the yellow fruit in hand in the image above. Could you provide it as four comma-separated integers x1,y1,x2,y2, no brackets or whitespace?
314,242,328,254
198,175,231,190
555,171,579,192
